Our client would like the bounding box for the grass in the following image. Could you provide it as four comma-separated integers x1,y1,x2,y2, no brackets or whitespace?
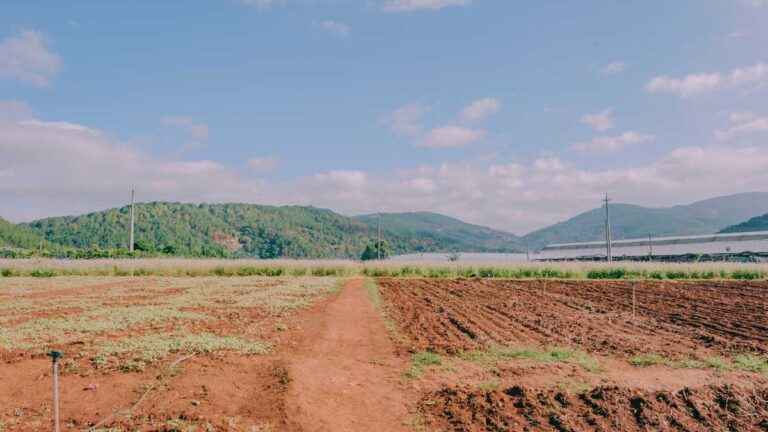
364,277,383,310
629,353,768,375
629,354,667,367
100,333,271,363
0,276,338,371
1,258,767,280
406,351,443,378
460,346,602,373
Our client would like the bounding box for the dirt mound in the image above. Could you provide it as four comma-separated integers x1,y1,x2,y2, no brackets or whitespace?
419,384,768,432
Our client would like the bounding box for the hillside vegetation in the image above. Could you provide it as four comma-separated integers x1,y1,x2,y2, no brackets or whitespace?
720,214,768,233
21,203,522,258
523,192,768,249
354,212,521,253
0,217,46,250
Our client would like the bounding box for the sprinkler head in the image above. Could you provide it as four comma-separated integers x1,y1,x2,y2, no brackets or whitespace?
48,351,63,362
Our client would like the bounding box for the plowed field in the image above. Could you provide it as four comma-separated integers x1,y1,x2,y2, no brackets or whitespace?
420,384,768,432
378,278,768,431
378,279,768,357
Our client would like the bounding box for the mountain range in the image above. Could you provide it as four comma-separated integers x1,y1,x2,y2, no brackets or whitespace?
720,213,768,234
2,192,767,257
521,192,768,249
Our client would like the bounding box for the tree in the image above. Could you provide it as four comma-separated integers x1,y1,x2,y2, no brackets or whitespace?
360,240,391,261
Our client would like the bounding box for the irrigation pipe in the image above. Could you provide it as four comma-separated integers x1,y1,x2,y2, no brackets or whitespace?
88,353,196,431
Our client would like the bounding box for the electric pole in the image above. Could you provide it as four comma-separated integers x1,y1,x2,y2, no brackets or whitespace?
377,213,382,260
603,193,612,262
648,233,653,261
129,188,135,253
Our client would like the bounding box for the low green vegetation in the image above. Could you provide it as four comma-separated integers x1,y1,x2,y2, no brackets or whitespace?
100,333,271,364
460,346,601,373
629,354,667,367
629,353,768,375
406,351,443,378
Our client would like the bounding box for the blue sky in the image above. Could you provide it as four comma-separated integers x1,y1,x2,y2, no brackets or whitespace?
1,0,768,233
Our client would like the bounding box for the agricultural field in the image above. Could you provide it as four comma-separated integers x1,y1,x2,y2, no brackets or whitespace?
0,276,341,431
2,270,768,431
377,278,768,431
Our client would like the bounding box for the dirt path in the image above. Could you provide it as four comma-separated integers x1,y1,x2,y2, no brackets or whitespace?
287,278,410,432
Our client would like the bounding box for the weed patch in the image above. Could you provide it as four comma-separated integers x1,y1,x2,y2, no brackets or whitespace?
406,351,442,378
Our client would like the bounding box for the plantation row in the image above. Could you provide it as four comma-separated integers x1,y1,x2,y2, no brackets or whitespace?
1,262,766,280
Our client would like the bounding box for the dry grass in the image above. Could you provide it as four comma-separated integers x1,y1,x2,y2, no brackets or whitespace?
0,258,766,279
0,276,339,367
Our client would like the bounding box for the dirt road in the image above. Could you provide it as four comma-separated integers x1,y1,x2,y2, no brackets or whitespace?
287,278,410,432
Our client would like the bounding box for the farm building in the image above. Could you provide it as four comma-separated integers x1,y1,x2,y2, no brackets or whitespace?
536,231,768,262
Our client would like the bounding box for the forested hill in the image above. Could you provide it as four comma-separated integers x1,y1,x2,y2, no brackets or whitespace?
0,217,46,249
21,202,522,258
523,192,768,249
354,212,521,253
719,214,768,233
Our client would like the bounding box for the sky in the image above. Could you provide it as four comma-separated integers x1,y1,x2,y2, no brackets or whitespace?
1,0,768,234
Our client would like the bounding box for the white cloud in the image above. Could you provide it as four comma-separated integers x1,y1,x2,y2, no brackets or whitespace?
716,111,768,140
247,157,279,172
460,98,501,122
646,73,722,97
4,112,768,234
0,114,261,221
317,20,350,37
161,116,210,141
237,0,282,8
646,62,768,97
729,62,768,86
580,109,614,131
601,62,626,75
0,100,34,121
314,170,368,189
382,0,471,12
0,30,61,87
262,145,768,234
420,126,486,148
381,103,429,137
573,131,655,153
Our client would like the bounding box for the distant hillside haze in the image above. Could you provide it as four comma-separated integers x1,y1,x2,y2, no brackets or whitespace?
720,214,768,233
523,192,768,249
354,212,522,253
20,202,523,258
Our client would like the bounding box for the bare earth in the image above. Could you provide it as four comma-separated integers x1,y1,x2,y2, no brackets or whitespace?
286,278,410,432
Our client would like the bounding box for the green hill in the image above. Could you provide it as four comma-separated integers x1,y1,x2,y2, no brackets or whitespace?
0,217,46,250
354,212,522,253
23,202,521,258
719,214,768,233
523,192,768,249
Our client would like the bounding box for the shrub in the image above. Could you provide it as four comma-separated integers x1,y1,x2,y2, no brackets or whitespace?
30,269,56,278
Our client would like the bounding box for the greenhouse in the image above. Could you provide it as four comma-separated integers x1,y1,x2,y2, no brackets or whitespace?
537,231,768,262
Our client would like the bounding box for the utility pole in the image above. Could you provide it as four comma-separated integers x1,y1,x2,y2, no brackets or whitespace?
129,188,135,253
525,241,530,262
377,213,382,260
603,193,612,262
648,233,653,261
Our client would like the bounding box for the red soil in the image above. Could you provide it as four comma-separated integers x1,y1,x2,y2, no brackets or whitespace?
419,384,768,432
377,278,768,357
286,278,411,432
